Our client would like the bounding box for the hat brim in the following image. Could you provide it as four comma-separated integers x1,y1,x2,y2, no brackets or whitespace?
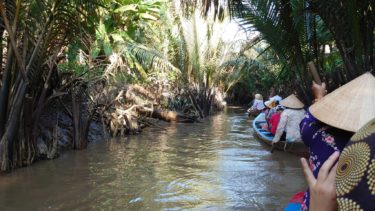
310,73,375,132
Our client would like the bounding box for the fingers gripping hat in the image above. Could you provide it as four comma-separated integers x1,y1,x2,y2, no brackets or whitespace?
280,94,304,109
310,73,375,132
336,118,375,210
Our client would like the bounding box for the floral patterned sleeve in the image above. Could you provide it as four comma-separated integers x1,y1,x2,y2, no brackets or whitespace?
299,109,352,211
299,109,319,147
272,111,288,143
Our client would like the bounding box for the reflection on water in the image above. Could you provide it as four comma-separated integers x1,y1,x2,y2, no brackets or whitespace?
0,107,306,210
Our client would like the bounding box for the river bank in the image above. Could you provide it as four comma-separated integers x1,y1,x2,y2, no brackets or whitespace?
6,80,226,172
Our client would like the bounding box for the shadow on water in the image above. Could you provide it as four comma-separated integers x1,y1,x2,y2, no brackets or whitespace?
0,107,306,210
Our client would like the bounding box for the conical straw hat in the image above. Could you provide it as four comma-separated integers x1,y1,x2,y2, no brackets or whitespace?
265,99,276,108
310,73,375,132
280,94,304,109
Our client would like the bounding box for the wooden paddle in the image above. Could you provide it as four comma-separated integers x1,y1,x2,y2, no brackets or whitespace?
308,61,322,85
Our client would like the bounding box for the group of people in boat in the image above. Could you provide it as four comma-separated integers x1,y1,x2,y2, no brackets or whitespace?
248,93,306,144
248,72,375,211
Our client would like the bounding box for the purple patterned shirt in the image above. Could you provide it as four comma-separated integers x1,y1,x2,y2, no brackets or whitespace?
299,110,353,210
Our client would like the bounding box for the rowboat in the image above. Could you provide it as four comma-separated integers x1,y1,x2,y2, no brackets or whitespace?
247,108,261,117
252,113,309,157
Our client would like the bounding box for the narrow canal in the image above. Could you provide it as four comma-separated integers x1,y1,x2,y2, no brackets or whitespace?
0,107,306,210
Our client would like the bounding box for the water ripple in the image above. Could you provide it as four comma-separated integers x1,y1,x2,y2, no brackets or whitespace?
0,107,305,210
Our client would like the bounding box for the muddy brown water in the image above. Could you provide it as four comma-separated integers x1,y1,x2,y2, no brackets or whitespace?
0,107,306,210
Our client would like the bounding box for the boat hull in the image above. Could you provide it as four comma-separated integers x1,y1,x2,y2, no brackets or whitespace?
252,113,309,157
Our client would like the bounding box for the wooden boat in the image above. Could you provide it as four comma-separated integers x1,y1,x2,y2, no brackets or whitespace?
252,113,309,157
247,108,261,117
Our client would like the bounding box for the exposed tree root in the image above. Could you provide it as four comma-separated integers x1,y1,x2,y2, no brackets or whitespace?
100,84,201,137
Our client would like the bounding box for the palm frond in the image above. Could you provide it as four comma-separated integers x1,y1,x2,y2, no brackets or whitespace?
100,41,180,82
309,0,374,75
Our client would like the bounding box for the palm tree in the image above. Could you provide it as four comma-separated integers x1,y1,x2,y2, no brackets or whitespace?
0,0,101,171
169,3,245,117
184,0,375,101
308,0,375,77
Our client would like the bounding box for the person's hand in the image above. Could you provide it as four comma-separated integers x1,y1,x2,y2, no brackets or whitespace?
301,151,339,211
312,81,327,100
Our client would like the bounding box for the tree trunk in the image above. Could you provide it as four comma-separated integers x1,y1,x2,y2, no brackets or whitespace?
0,81,27,171
136,106,196,123
71,89,80,150
0,48,14,136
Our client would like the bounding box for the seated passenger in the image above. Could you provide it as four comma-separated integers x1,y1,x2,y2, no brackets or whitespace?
266,95,283,124
272,94,305,143
269,105,284,135
299,73,375,210
271,95,282,103
264,99,276,123
247,93,265,116
300,117,375,211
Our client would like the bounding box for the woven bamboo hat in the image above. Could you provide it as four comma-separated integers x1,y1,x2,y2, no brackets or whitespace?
280,94,304,109
265,99,276,109
336,117,375,210
255,94,263,100
310,73,375,132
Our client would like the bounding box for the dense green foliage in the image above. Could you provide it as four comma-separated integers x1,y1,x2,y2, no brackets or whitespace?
0,0,102,170
189,0,375,103
0,0,243,171
0,0,374,171
167,4,245,116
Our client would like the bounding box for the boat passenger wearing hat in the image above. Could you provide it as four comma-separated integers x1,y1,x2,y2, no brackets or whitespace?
266,95,283,123
299,73,375,211
258,99,278,131
265,99,276,110
247,93,266,116
272,95,282,103
300,117,375,211
264,99,276,122
272,94,305,143
269,105,285,135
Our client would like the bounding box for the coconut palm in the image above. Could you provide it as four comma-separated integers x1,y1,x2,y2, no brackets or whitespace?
0,0,102,171
184,0,375,101
168,3,246,117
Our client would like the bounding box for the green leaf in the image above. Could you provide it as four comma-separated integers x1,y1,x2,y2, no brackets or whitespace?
146,7,160,13
111,33,125,42
91,47,101,59
140,13,158,21
115,4,138,13
96,22,107,39
103,42,113,56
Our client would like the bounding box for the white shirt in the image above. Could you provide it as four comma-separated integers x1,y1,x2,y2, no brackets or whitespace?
273,108,306,143
252,99,265,110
